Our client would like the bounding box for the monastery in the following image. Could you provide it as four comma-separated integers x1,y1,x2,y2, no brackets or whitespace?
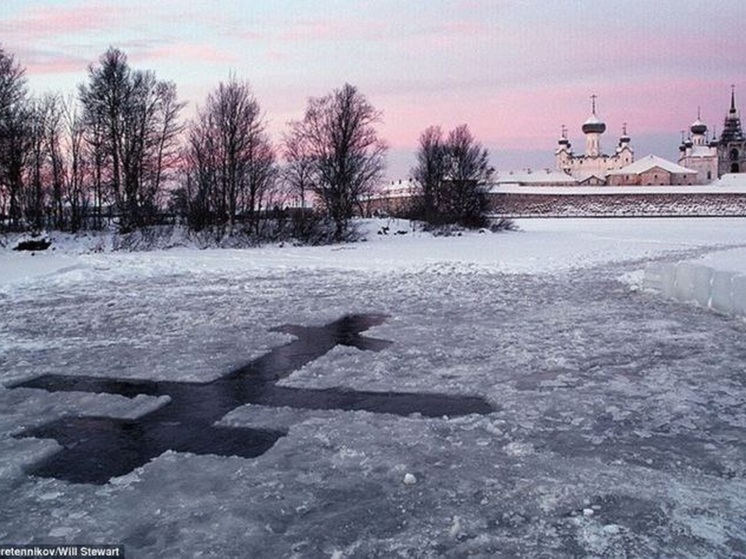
547,88,746,187
368,88,746,217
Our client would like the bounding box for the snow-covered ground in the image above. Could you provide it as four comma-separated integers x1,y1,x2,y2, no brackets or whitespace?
2,217,746,284
2,218,746,558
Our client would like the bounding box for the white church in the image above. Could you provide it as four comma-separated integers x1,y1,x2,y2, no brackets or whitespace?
552,95,699,186
554,95,635,185
547,89,746,187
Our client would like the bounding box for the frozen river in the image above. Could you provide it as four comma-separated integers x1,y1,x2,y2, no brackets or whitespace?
1,218,746,557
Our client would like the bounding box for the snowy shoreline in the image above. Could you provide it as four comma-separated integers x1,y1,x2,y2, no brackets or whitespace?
3,217,746,287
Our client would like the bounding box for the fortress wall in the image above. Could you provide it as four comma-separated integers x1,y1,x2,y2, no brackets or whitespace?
489,192,746,217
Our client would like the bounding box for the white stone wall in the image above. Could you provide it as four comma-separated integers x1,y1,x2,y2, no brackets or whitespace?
556,146,633,180
679,149,718,184
585,132,601,157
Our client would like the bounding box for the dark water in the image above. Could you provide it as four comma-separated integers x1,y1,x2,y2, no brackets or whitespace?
9,314,494,484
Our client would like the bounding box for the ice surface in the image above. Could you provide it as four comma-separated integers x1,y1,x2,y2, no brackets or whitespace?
642,246,746,319
2,218,746,557
710,270,736,315
733,274,746,317
695,246,746,275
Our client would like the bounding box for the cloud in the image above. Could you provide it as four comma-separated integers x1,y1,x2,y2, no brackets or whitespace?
250,13,490,48
1,3,241,80
376,73,740,160
9,47,90,76
1,2,140,75
0,2,127,42
146,43,239,66
278,21,358,42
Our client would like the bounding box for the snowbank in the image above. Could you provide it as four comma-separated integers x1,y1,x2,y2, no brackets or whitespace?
643,249,746,318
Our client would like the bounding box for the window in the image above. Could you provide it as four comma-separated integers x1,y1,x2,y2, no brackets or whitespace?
731,148,739,161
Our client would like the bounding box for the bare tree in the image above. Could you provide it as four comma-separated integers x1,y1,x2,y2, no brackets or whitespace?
282,121,314,208
84,106,109,229
26,95,50,230
60,96,89,231
441,124,491,228
411,125,447,224
44,94,67,230
148,81,184,211
411,124,491,228
79,48,128,223
289,83,387,241
0,45,29,230
21,93,67,230
184,78,275,233
79,47,184,231
280,121,317,236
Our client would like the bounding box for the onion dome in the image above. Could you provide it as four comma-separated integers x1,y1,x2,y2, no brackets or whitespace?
582,113,606,135
690,107,707,136
619,123,630,144
582,94,606,134
557,125,570,147
690,118,707,136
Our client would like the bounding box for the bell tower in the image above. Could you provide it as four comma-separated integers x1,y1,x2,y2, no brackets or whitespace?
717,85,746,175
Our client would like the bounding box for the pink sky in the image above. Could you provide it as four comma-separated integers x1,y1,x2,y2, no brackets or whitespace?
2,0,745,178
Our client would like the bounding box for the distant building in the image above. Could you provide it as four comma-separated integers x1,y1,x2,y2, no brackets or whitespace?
678,109,718,184
607,155,697,186
493,168,577,187
717,86,746,176
555,95,634,180
375,88,746,210
364,179,417,216
678,86,746,181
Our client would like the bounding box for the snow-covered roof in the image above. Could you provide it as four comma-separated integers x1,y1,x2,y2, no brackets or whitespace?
583,114,604,126
711,173,746,188
493,169,577,185
574,172,606,183
607,154,697,176
371,179,417,199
